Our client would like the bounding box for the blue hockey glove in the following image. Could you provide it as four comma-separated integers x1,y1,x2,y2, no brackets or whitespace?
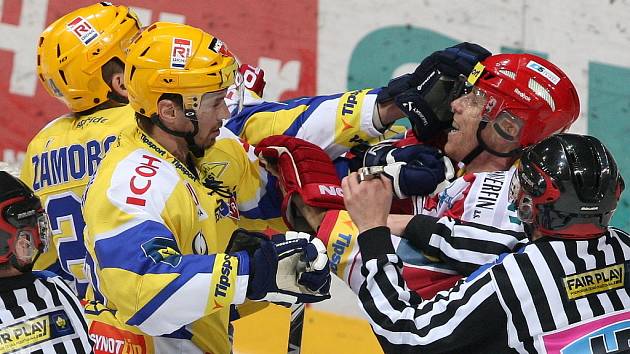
357,141,444,168
356,144,454,198
230,229,331,305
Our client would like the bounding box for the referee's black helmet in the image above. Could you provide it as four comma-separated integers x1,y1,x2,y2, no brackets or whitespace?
516,133,625,239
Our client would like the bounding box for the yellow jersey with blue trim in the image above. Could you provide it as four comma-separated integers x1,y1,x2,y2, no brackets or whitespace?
82,127,250,354
221,88,406,232
20,104,137,298
196,127,287,233
225,88,405,158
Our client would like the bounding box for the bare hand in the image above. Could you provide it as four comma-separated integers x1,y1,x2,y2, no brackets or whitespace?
292,194,326,232
342,172,393,233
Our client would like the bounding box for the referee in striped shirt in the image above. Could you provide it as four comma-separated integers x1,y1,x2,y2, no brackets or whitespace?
0,168,92,353
342,134,630,354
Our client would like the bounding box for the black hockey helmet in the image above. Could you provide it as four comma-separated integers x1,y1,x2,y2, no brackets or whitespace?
515,133,624,239
0,171,48,271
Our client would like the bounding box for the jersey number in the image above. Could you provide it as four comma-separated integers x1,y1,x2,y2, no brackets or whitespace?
46,193,88,295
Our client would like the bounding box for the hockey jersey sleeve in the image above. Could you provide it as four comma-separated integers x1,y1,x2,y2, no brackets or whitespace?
225,89,405,159
401,214,527,275
355,226,508,353
83,150,250,336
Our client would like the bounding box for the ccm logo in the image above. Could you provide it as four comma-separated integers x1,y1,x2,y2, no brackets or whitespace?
319,185,344,197
126,155,161,206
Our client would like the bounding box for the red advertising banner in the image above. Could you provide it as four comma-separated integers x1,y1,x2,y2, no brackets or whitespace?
0,0,317,163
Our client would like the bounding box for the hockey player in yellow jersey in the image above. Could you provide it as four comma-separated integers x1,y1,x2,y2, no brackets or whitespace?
20,3,403,307
20,2,141,298
82,22,332,353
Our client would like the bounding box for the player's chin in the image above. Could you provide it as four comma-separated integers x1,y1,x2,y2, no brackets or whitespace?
202,137,217,149
203,130,221,147
443,140,459,160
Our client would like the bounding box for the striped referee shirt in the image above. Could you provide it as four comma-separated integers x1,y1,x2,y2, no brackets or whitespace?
0,271,93,353
401,214,529,276
357,225,630,354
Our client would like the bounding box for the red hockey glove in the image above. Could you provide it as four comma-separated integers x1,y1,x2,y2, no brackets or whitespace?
239,64,266,97
254,136,345,228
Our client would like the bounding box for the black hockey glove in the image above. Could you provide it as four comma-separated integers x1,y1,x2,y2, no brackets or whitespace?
377,42,491,140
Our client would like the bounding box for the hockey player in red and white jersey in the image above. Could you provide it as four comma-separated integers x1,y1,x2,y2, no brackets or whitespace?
383,52,581,297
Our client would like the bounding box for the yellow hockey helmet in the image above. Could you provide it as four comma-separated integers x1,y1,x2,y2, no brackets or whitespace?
37,2,141,112
124,22,238,118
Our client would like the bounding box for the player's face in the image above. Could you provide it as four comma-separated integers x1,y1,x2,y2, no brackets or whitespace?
195,90,229,149
444,89,486,162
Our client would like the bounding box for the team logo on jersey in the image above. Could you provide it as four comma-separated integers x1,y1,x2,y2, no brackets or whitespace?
563,264,625,300
171,38,192,69
141,237,182,268
199,161,229,180
67,16,99,45
437,184,457,209
89,320,147,354
192,231,208,255
215,195,239,221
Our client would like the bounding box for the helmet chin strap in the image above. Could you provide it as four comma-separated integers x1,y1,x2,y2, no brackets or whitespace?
150,109,205,158
107,90,129,105
460,120,523,166
522,222,535,241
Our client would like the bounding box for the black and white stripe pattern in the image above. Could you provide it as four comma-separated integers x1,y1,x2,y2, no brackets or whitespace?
402,214,528,275
0,272,93,353
357,226,630,353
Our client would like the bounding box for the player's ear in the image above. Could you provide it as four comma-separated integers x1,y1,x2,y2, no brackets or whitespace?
110,72,127,97
157,98,178,124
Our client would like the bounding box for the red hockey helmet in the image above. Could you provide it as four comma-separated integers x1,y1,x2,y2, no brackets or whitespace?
475,54,580,147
